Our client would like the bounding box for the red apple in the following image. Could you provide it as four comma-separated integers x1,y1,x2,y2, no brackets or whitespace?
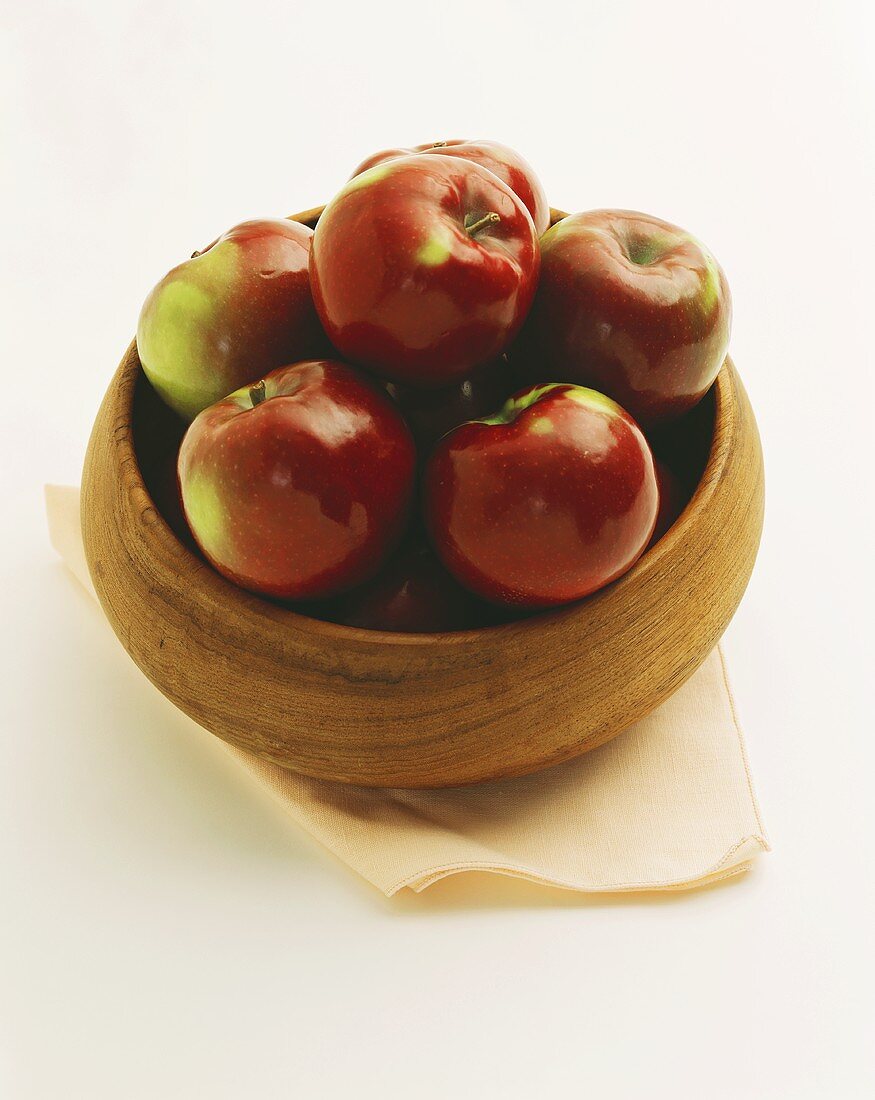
424,383,659,608
520,210,731,427
138,219,326,421
310,155,539,387
178,360,415,599
316,538,490,633
385,357,519,454
351,139,551,235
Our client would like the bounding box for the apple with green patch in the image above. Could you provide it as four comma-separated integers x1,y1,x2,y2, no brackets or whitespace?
310,155,539,388
138,219,326,421
424,383,659,608
350,138,551,235
178,360,415,600
519,210,731,427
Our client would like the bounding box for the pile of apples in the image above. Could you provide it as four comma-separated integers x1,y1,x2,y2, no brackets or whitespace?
137,139,730,632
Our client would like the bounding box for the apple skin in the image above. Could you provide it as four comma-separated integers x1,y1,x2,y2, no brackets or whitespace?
424,383,659,609
310,155,539,388
385,356,519,455
519,210,731,428
351,139,551,236
314,537,493,633
138,219,326,421
178,360,416,600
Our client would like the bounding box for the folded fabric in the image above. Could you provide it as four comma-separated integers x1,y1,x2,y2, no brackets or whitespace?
47,484,768,896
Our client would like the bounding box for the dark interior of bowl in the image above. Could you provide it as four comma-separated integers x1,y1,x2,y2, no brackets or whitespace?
131,361,716,633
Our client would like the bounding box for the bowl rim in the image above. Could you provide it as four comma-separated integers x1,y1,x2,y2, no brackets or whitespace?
121,203,737,652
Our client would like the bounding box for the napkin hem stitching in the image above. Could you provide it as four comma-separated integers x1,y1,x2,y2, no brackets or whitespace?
387,834,767,896
395,860,755,896
717,644,771,849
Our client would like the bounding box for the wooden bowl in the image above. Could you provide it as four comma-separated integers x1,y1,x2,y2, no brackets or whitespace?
81,206,764,788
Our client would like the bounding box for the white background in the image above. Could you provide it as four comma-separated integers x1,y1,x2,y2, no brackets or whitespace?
2,1,874,1096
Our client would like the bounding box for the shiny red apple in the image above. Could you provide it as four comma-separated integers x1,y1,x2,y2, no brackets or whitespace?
138,219,326,421
310,155,539,388
520,210,731,427
178,360,415,599
317,537,491,633
351,139,551,235
424,383,659,608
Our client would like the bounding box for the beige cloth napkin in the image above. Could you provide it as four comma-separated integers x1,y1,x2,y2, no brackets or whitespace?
46,484,768,896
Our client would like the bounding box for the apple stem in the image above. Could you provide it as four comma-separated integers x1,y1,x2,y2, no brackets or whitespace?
249,380,267,407
432,141,447,148
190,250,201,258
465,212,501,237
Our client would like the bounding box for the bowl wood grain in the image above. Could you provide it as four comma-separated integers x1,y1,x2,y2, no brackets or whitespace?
80,206,764,788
